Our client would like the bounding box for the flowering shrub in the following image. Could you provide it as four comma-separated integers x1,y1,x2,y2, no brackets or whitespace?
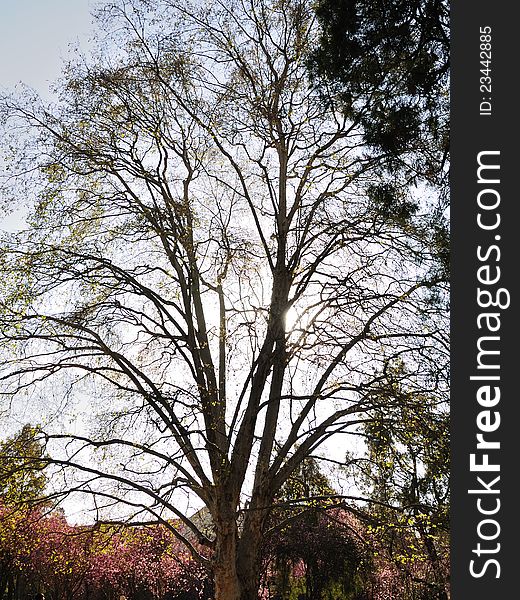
0,502,448,600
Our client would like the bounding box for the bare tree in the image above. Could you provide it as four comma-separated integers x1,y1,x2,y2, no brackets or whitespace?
0,1,448,598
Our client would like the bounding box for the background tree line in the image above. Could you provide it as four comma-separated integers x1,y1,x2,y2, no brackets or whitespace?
0,427,448,599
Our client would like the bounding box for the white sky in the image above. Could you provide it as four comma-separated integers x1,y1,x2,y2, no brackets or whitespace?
0,1,94,232
0,0,93,94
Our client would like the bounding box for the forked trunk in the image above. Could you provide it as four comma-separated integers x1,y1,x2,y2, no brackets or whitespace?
213,524,263,600
237,525,264,600
214,566,241,600
213,550,263,600
214,522,241,600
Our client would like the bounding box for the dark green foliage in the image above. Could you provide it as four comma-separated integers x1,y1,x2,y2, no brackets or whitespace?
309,0,449,167
263,459,371,599
367,183,418,223
311,0,448,96
268,511,367,599
430,221,450,280
350,364,450,597
309,0,450,295
362,106,422,155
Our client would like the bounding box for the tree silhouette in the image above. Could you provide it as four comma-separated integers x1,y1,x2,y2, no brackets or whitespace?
0,1,448,598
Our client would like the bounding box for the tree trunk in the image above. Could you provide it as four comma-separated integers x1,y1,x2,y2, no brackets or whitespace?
213,521,264,600
214,567,241,600
237,546,263,600
237,509,267,600
214,515,241,600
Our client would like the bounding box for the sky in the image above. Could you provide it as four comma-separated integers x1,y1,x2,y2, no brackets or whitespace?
0,1,94,232
0,0,93,95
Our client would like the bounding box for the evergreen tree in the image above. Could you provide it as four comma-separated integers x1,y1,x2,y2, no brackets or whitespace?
0,425,47,505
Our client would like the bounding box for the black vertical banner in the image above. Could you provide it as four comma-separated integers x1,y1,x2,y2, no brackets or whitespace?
451,2,518,598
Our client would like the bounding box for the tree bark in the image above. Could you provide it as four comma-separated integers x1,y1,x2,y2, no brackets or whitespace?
213,513,265,600
213,511,241,600
214,566,241,600
237,532,264,600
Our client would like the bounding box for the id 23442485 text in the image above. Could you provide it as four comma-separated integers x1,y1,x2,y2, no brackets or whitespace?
480,26,492,116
